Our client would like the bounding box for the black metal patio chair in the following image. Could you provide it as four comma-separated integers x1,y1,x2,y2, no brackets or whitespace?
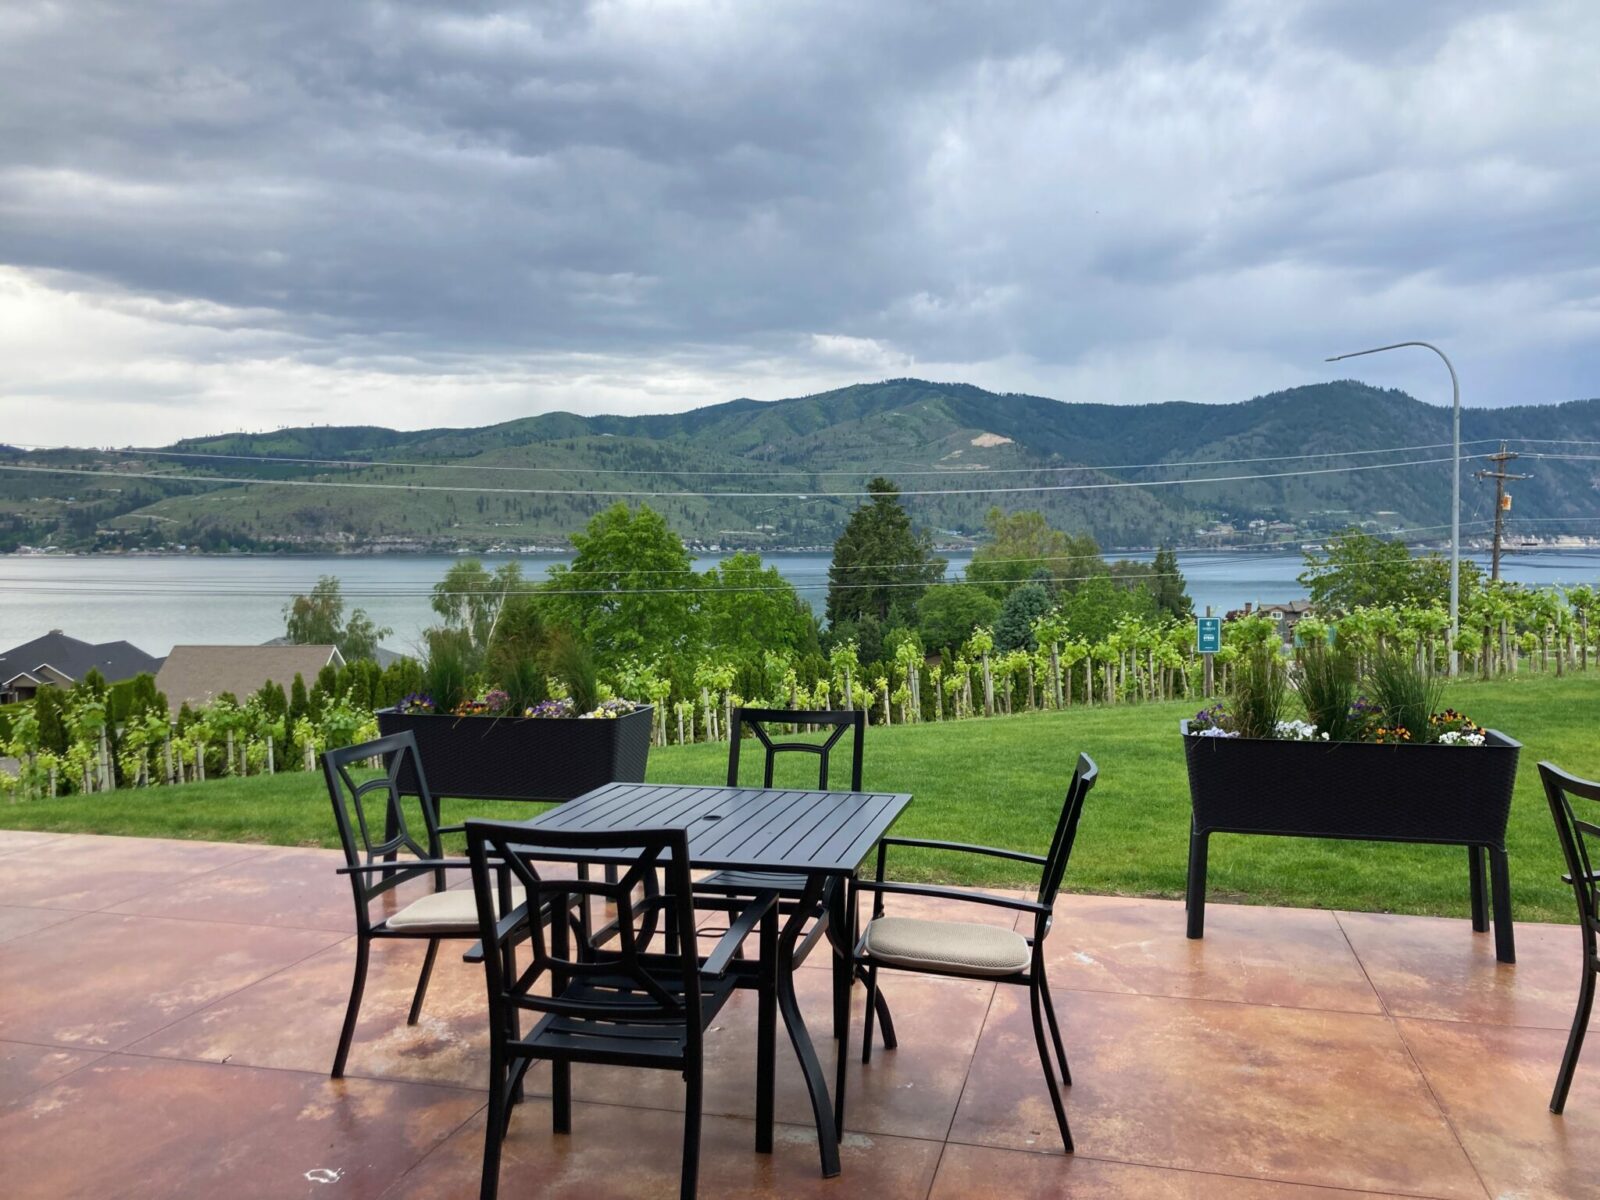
322,731,562,1079
692,707,895,1048
853,752,1098,1153
1540,760,1600,1113
466,819,776,1200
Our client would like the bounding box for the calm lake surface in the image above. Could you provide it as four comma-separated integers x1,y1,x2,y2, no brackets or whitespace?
2,550,1596,658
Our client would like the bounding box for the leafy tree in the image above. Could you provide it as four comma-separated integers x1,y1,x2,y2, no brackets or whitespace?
994,582,1052,651
916,584,1000,653
430,560,529,657
284,575,392,662
826,478,943,628
1149,547,1194,621
1300,530,1482,613
700,552,818,664
544,503,704,662
966,508,1103,600
1060,574,1153,644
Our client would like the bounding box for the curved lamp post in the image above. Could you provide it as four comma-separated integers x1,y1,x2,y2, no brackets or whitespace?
1324,342,1460,675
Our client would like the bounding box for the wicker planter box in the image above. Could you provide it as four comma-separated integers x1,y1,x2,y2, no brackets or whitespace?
376,705,653,803
1180,720,1522,962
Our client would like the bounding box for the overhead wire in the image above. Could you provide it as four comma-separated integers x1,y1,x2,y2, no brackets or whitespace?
3,439,1508,478
0,453,1496,499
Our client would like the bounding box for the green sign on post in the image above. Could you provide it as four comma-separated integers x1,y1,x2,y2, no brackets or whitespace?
1196,616,1221,655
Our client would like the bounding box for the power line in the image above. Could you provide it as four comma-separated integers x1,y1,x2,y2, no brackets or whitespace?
0,524,1496,588
0,453,1493,499
4,439,1507,478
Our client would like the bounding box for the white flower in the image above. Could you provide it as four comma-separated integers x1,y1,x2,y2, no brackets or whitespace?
1273,719,1322,742
1438,730,1486,747
1196,727,1239,738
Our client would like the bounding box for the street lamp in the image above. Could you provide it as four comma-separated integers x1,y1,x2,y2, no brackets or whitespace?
1324,341,1460,675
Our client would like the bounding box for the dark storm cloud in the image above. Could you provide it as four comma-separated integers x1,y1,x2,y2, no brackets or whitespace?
0,0,1596,442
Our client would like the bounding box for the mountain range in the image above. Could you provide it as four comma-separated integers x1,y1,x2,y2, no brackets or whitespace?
3,379,1598,553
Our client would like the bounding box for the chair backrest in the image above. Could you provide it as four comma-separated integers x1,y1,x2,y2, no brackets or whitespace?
727,707,865,791
1037,753,1099,908
1540,761,1600,934
466,820,704,1041
323,732,445,900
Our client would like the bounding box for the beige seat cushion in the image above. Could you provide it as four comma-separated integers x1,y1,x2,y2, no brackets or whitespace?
385,886,526,933
862,915,1031,978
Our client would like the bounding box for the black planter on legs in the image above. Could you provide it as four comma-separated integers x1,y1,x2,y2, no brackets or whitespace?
1180,721,1521,962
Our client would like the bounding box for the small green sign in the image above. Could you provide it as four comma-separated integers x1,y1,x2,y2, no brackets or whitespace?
1196,616,1221,654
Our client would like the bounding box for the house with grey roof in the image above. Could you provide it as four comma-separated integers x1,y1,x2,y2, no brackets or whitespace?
155,644,345,711
0,630,165,704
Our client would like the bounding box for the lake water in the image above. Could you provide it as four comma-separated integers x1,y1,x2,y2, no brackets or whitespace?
2,550,1596,658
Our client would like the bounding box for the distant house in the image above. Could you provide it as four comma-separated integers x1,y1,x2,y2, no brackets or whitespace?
1225,600,1314,642
155,645,345,711
0,630,165,704
258,636,408,669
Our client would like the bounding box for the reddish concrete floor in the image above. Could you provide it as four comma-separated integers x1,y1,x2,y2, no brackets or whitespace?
0,829,1595,1199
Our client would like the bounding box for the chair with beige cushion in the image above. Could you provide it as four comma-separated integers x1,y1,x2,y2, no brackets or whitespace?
323,731,560,1078
854,752,1098,1153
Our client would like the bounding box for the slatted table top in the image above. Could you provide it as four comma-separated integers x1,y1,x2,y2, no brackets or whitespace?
513,781,912,876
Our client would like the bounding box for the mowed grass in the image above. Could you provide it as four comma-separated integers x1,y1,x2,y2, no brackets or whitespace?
3,672,1595,923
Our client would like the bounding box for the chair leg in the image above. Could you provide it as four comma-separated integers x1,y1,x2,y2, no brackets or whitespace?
408,938,440,1025
480,1049,508,1200
1038,962,1071,1086
864,966,898,1050
552,1060,572,1134
331,935,370,1078
681,1060,703,1200
860,963,879,1065
1552,958,1597,1114
1030,979,1073,1153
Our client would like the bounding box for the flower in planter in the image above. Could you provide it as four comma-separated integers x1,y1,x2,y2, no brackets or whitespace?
580,698,640,720
1273,719,1329,741
523,698,577,719
399,693,435,715
483,689,511,715
1429,709,1486,746
1195,726,1239,738
1190,703,1232,733
1372,725,1412,744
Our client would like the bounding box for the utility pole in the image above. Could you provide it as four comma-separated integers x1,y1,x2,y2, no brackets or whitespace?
1474,443,1530,581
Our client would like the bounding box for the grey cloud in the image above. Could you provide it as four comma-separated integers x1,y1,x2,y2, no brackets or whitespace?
0,0,1596,445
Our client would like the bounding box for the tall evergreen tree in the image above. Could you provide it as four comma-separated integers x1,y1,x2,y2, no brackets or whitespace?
826,478,944,629
1149,546,1194,620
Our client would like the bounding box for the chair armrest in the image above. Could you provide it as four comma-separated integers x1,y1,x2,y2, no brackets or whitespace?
702,891,779,978
1562,870,1600,885
854,878,1049,916
436,823,468,836
338,859,473,875
877,837,1047,867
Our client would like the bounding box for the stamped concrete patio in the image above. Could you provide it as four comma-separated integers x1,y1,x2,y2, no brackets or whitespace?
0,829,1594,1199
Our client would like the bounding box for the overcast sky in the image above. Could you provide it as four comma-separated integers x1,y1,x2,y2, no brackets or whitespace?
2,0,1597,446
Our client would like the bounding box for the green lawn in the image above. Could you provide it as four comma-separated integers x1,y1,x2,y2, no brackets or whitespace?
4,673,1595,923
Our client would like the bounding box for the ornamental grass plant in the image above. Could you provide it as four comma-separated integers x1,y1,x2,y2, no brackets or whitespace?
1366,647,1445,744
1229,641,1288,739
1297,639,1360,742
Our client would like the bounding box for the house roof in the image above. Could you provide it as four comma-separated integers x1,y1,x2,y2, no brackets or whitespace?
155,645,345,710
0,630,164,688
258,637,408,669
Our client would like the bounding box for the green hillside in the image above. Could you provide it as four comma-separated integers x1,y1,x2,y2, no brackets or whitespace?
3,378,1598,552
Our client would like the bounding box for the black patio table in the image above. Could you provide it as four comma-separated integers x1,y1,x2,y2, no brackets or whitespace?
512,779,912,1178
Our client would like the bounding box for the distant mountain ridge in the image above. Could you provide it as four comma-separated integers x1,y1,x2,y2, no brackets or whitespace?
3,379,1598,553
